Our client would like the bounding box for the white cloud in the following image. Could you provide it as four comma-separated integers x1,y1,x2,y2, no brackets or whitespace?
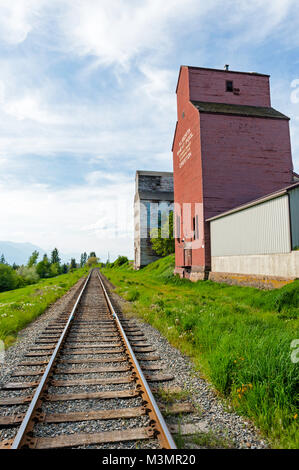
59,0,299,70
3,94,63,124
0,0,45,45
84,171,131,186
138,65,176,115
222,0,294,42
60,0,204,68
0,62,176,161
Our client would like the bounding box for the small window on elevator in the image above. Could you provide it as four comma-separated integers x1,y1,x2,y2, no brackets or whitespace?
226,80,233,92
176,214,181,241
158,210,162,231
195,215,199,240
146,202,151,233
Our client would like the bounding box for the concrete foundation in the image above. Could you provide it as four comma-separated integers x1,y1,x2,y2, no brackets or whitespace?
211,251,299,278
174,266,209,281
208,272,294,289
174,251,299,288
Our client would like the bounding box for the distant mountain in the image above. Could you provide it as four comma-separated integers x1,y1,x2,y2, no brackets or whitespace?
0,241,81,266
0,241,46,265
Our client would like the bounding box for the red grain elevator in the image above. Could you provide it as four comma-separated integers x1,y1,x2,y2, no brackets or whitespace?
172,65,294,280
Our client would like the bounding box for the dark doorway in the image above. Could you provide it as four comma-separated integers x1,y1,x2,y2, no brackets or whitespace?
184,248,192,266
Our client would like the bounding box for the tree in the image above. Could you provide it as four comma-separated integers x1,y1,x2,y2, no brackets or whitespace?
0,254,6,264
61,263,68,274
50,263,60,277
89,251,96,258
80,252,87,267
50,248,61,265
27,250,39,267
70,258,77,270
36,254,51,278
150,211,175,256
86,256,99,267
0,264,19,292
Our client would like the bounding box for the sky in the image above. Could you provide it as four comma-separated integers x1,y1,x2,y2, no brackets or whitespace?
0,0,299,262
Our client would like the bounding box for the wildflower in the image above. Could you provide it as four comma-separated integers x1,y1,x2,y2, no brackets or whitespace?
294,414,298,420
238,394,242,399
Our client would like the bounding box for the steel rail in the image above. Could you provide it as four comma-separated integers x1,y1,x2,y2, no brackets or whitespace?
97,271,177,449
11,270,92,449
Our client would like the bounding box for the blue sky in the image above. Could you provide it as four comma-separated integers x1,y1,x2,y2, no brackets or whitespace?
0,0,298,261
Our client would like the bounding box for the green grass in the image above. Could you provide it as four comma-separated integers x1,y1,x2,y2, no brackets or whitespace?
102,255,299,449
154,387,190,404
0,267,89,348
175,429,234,449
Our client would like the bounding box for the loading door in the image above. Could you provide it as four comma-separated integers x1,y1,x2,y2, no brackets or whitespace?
184,249,192,266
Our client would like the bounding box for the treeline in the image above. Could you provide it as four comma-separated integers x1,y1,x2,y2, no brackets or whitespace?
0,250,99,293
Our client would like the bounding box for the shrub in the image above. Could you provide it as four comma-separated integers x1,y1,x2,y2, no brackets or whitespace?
0,264,20,292
17,266,40,285
113,256,129,267
126,288,140,301
272,282,299,312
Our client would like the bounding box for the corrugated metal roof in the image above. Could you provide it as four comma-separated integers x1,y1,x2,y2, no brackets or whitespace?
207,182,299,221
191,100,289,120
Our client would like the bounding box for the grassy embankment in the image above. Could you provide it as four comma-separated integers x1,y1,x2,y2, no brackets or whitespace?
102,255,299,449
0,267,89,348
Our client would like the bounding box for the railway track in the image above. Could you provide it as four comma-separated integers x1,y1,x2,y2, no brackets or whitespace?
0,269,176,449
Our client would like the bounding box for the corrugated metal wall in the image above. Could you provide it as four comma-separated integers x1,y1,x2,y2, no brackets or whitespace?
210,195,291,256
289,186,299,249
